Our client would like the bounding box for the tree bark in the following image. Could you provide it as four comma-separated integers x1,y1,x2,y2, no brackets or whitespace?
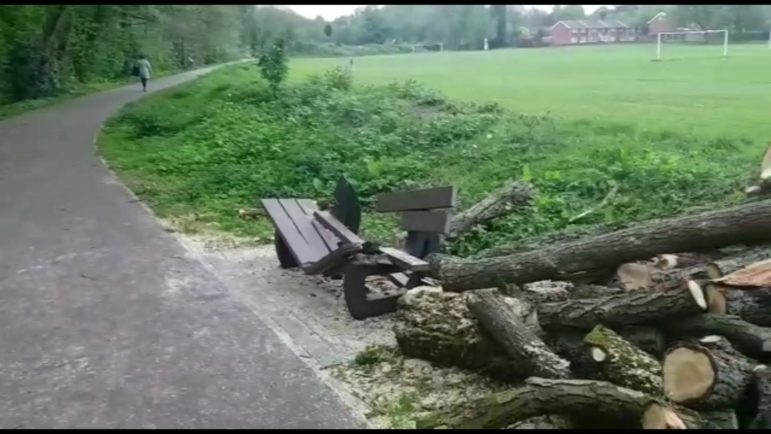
416,377,700,429
663,336,757,410
467,288,571,379
393,286,535,382
750,365,771,429
707,247,771,279
583,324,662,395
508,415,573,429
447,180,534,238
535,283,709,331
542,330,599,379
700,409,740,429
663,314,771,359
432,198,771,292
707,285,771,327
649,265,709,292
571,284,625,299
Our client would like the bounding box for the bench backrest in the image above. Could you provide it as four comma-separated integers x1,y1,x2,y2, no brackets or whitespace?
374,186,456,258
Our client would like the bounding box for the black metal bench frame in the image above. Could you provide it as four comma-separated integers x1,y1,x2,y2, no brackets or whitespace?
261,177,456,320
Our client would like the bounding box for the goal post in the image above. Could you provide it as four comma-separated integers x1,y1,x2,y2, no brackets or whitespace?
655,29,728,61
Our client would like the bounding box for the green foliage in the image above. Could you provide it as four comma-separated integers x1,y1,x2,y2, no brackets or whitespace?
258,40,288,94
99,62,762,254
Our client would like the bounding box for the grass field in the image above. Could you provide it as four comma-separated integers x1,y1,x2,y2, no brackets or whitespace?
291,43,771,141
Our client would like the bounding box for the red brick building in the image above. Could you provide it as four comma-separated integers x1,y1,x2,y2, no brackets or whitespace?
550,19,635,46
647,12,674,36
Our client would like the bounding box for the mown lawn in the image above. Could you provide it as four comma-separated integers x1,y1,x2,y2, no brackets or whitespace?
291,43,771,142
98,57,765,255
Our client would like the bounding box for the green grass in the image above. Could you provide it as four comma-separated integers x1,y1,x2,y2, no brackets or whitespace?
97,54,766,255
290,43,771,141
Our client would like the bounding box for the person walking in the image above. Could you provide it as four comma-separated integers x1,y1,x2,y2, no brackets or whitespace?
135,55,152,92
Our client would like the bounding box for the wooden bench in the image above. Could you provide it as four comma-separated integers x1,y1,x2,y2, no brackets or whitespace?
261,177,455,320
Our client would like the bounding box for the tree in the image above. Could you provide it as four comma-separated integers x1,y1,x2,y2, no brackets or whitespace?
323,22,332,38
491,5,507,48
258,38,288,95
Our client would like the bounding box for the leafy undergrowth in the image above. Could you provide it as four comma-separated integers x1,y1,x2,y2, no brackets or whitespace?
329,345,507,428
98,62,764,255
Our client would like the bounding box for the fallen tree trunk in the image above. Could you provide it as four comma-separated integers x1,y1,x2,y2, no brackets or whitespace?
467,288,571,379
416,377,703,429
535,283,710,331
751,364,771,429
663,314,771,359
432,198,771,291
584,324,662,395
707,285,771,326
393,287,535,381
663,335,757,410
447,180,534,238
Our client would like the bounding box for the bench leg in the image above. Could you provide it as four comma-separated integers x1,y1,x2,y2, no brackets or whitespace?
343,264,402,320
274,230,299,269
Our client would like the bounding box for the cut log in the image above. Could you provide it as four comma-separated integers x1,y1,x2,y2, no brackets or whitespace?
616,262,654,291
416,377,700,429
584,324,662,395
750,364,771,429
393,286,536,381
650,265,709,292
519,280,573,303
641,402,704,429
447,180,534,238
432,198,771,292
707,285,771,327
571,284,625,299
700,409,739,429
706,248,771,279
616,325,666,357
535,283,709,331
542,330,599,379
467,288,571,379
663,335,757,410
652,252,715,270
713,259,771,288
663,314,771,359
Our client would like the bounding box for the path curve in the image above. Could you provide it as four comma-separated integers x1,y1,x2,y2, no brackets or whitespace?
0,66,364,428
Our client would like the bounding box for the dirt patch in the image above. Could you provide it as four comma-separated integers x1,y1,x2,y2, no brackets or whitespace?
167,227,506,428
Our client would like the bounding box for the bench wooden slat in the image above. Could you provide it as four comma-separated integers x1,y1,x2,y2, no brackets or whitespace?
400,209,452,233
261,199,317,265
375,186,457,212
295,199,341,251
313,210,365,246
303,242,361,275
278,199,332,263
379,246,430,272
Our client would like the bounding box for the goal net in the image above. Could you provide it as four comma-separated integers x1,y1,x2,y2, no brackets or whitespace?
654,30,728,61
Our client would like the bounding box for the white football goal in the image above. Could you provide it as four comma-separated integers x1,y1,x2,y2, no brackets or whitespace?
654,30,728,61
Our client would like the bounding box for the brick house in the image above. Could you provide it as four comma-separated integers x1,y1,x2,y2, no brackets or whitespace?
647,11,674,36
550,19,635,46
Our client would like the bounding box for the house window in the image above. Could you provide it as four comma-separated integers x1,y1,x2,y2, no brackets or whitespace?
571,37,578,43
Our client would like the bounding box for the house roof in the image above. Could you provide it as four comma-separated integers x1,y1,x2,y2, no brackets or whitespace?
551,19,630,31
647,11,667,24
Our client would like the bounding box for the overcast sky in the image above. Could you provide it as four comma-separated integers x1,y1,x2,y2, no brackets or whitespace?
284,5,610,21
